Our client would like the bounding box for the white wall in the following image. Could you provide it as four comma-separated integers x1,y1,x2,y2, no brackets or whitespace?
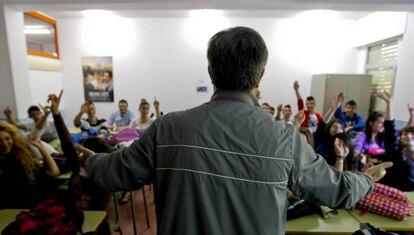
58,12,361,126
394,12,414,122
0,5,17,119
28,69,63,107
4,6,32,119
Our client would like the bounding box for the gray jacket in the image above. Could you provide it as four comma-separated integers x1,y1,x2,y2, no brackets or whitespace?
86,90,374,235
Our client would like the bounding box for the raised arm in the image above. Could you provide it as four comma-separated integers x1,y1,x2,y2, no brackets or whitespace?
49,90,79,172
375,91,393,121
275,104,283,121
154,98,162,119
79,121,157,192
323,92,343,123
407,103,414,128
28,135,60,177
293,81,304,111
3,107,27,130
74,103,88,127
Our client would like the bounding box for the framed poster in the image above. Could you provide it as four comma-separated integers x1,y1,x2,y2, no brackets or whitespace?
82,56,114,102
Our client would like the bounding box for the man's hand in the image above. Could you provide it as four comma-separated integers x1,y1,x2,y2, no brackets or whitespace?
277,104,283,114
408,103,414,116
75,145,96,167
364,161,393,182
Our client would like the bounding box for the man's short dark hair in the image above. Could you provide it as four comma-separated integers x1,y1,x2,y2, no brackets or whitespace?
27,106,40,116
306,96,315,102
119,99,128,105
207,26,268,91
284,104,291,109
346,100,357,107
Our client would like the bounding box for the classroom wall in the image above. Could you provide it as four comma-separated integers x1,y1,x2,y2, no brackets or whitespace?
57,12,361,126
394,12,414,122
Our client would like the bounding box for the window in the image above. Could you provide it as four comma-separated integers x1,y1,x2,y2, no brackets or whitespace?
24,11,59,60
366,38,399,113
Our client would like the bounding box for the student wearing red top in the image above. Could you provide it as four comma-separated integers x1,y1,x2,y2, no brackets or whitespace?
293,81,323,133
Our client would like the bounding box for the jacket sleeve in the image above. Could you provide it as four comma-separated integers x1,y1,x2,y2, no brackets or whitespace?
297,98,304,111
53,113,79,172
352,115,365,132
334,107,346,122
383,120,398,162
288,127,374,208
85,122,156,192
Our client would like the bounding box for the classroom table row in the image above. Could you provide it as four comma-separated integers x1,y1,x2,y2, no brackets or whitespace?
286,192,414,234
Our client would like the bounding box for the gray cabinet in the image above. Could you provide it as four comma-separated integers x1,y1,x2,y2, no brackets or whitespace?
311,74,372,119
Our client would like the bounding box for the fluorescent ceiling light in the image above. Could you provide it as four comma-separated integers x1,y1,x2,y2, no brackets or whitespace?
83,9,115,18
25,25,49,29
24,28,52,34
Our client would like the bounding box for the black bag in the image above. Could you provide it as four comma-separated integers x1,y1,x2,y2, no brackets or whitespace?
352,223,398,235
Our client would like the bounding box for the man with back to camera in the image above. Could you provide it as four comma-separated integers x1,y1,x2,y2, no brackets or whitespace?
76,26,392,235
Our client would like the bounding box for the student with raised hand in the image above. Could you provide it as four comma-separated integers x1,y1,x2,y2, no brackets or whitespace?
49,91,111,210
106,99,135,131
373,93,414,191
76,26,392,235
334,99,365,133
354,92,391,162
3,105,59,145
293,80,323,133
73,100,107,132
313,92,357,171
0,121,60,209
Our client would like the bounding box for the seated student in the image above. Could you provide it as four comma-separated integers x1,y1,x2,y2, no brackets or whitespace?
276,104,293,123
0,121,60,209
106,99,135,131
260,102,273,118
377,94,414,191
293,81,322,133
313,93,358,171
354,111,386,161
334,99,365,134
130,98,161,136
73,100,107,132
3,106,59,145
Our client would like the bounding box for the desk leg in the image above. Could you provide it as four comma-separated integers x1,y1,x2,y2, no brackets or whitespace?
142,187,150,229
130,191,137,235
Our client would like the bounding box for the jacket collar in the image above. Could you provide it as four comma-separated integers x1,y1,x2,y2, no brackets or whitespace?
210,90,260,107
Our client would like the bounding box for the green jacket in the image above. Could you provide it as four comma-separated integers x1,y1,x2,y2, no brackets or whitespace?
86,90,374,235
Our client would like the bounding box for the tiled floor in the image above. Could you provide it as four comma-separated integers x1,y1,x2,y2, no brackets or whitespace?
106,185,157,235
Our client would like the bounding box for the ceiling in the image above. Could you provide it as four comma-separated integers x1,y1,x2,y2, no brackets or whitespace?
5,0,414,13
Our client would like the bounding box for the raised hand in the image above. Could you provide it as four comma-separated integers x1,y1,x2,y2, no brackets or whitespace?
154,97,160,110
277,104,283,113
293,111,305,127
408,103,414,116
334,138,349,159
3,106,12,117
75,145,96,167
48,90,63,115
27,134,43,149
293,81,299,91
375,91,392,103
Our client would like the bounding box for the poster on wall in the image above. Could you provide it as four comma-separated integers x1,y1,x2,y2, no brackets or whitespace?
82,56,114,102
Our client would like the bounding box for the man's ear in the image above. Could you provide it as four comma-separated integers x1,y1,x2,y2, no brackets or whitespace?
255,67,265,88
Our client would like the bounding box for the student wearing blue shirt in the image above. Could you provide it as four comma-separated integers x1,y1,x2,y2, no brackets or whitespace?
106,99,135,131
334,100,365,133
